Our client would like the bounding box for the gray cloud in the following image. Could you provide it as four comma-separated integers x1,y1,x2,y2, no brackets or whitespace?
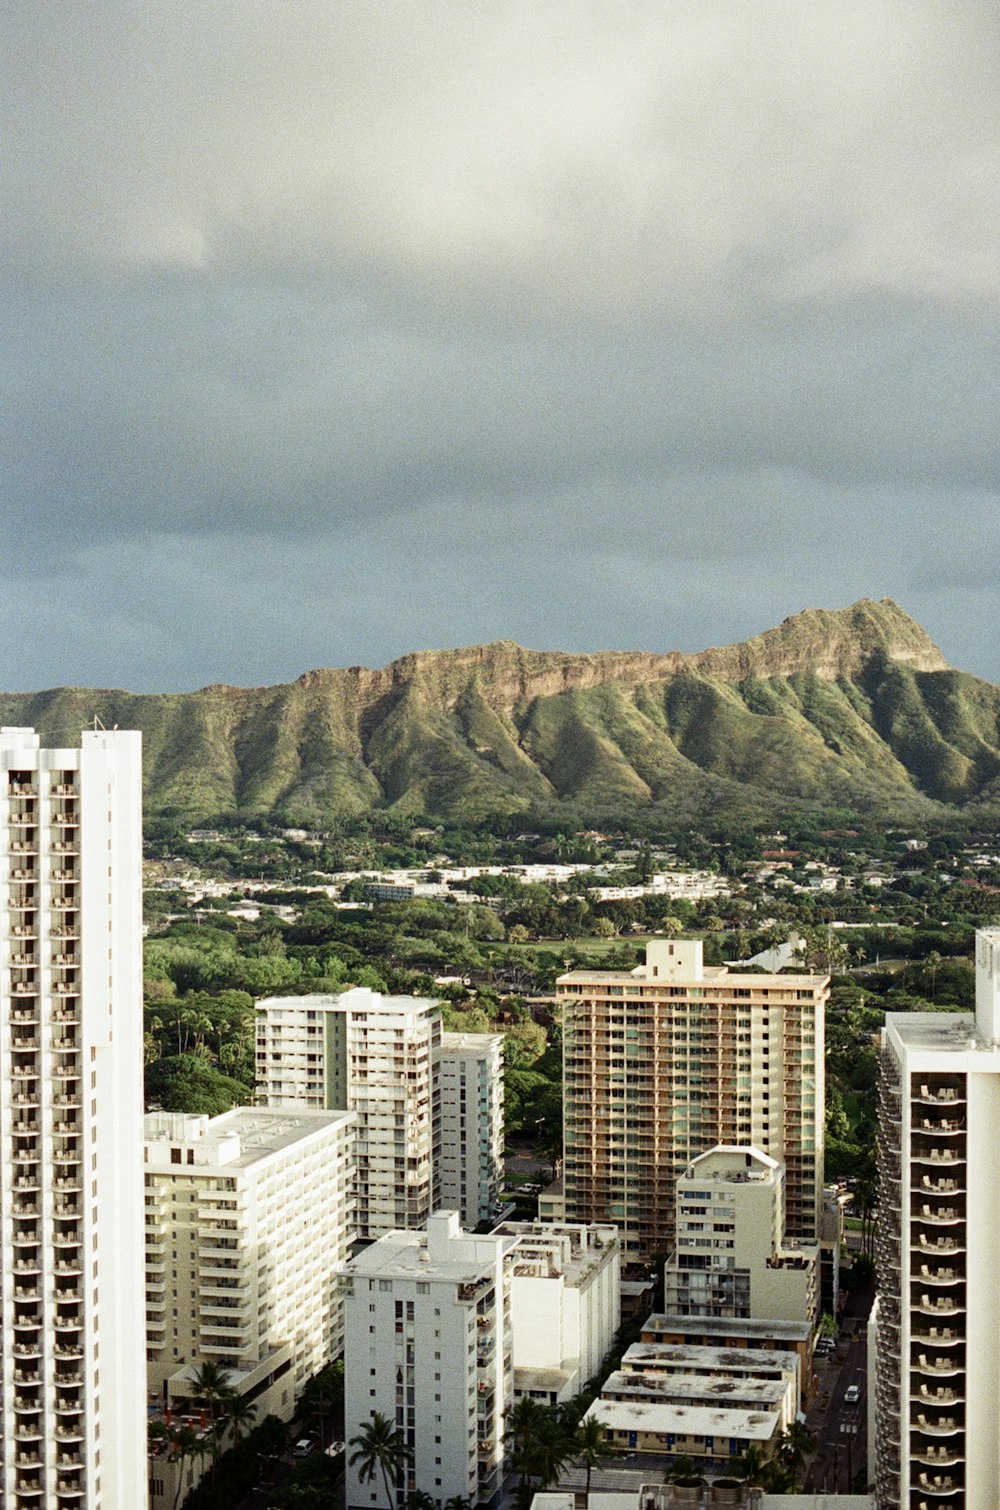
1,2,998,691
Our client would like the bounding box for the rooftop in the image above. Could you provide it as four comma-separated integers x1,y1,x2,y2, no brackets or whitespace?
622,1341,799,1375
441,1031,505,1053
643,1313,813,1344
605,1368,788,1408
256,986,438,1017
144,1106,354,1169
584,1395,779,1441
344,1210,516,1283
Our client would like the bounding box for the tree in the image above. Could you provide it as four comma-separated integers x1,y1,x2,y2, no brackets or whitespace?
223,1390,258,1448
663,1453,699,1482
404,1494,437,1510
349,1411,414,1510
503,1397,545,1507
573,1414,622,1494
774,1419,816,1481
301,1359,344,1444
188,1360,236,1477
150,1419,205,1510
529,1409,576,1496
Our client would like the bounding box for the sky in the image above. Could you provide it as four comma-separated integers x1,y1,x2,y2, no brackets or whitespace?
2,1,998,692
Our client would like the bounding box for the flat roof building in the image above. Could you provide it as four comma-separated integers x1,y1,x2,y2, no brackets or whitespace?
558,939,827,1260
342,1211,517,1508
439,1032,505,1229
256,988,440,1239
497,1220,620,1405
664,1146,818,1326
145,1106,355,1508
0,728,147,1509
873,927,1000,1509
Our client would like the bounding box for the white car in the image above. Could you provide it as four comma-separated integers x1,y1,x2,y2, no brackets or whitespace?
844,1384,860,1404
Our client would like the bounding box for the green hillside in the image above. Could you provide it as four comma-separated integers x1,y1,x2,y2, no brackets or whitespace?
2,598,998,824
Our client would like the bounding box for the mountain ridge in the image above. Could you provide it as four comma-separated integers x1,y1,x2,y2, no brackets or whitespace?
3,598,996,824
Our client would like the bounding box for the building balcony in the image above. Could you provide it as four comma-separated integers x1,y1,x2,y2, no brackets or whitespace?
911,1328,963,1347
917,1266,963,1285
915,1235,965,1256
914,1353,963,1377
913,1471,962,1495
914,1205,964,1226
913,1384,964,1406
912,1416,963,1439
914,1083,965,1106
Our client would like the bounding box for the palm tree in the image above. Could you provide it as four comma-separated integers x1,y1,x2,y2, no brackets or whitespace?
530,1409,576,1493
773,1420,816,1483
732,1442,766,1483
404,1493,437,1510
349,1411,414,1509
664,1453,698,1483
443,1498,475,1510
503,1396,547,1507
223,1390,257,1448
302,1359,344,1445
573,1414,622,1495
188,1360,236,1476
150,1420,206,1510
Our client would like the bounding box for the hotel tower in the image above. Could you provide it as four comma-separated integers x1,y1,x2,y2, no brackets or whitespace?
0,727,147,1509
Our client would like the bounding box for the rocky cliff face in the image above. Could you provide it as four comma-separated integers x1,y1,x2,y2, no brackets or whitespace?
1,599,992,823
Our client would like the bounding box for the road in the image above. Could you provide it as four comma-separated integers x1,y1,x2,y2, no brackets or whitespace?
802,1285,874,1494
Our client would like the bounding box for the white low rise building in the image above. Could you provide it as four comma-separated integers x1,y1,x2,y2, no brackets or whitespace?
585,1339,798,1464
342,1211,517,1509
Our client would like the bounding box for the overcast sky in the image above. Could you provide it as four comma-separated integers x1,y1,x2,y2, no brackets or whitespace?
2,1,998,691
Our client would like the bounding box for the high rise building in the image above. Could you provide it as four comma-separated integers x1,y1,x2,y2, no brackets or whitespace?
255,988,441,1240
341,1211,516,1508
663,1145,817,1324
144,1107,356,1510
873,926,1000,1510
144,1106,356,1402
439,1032,504,1229
0,726,146,1509
558,938,827,1260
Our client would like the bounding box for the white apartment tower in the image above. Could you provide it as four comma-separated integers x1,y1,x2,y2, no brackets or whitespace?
256,988,441,1240
342,1211,515,1508
0,727,147,1509
144,1107,356,1407
558,938,827,1260
439,1032,504,1229
874,927,1000,1510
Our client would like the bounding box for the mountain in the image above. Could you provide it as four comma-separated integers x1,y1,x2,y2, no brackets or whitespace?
3,598,1000,825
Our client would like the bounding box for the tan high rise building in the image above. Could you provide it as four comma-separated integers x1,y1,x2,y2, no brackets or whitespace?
558,939,827,1260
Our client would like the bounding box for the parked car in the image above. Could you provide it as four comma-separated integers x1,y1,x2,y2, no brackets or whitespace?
844,1384,861,1404
292,1439,315,1458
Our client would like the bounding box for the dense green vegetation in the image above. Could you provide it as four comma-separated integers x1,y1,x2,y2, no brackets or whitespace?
141,811,999,1202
